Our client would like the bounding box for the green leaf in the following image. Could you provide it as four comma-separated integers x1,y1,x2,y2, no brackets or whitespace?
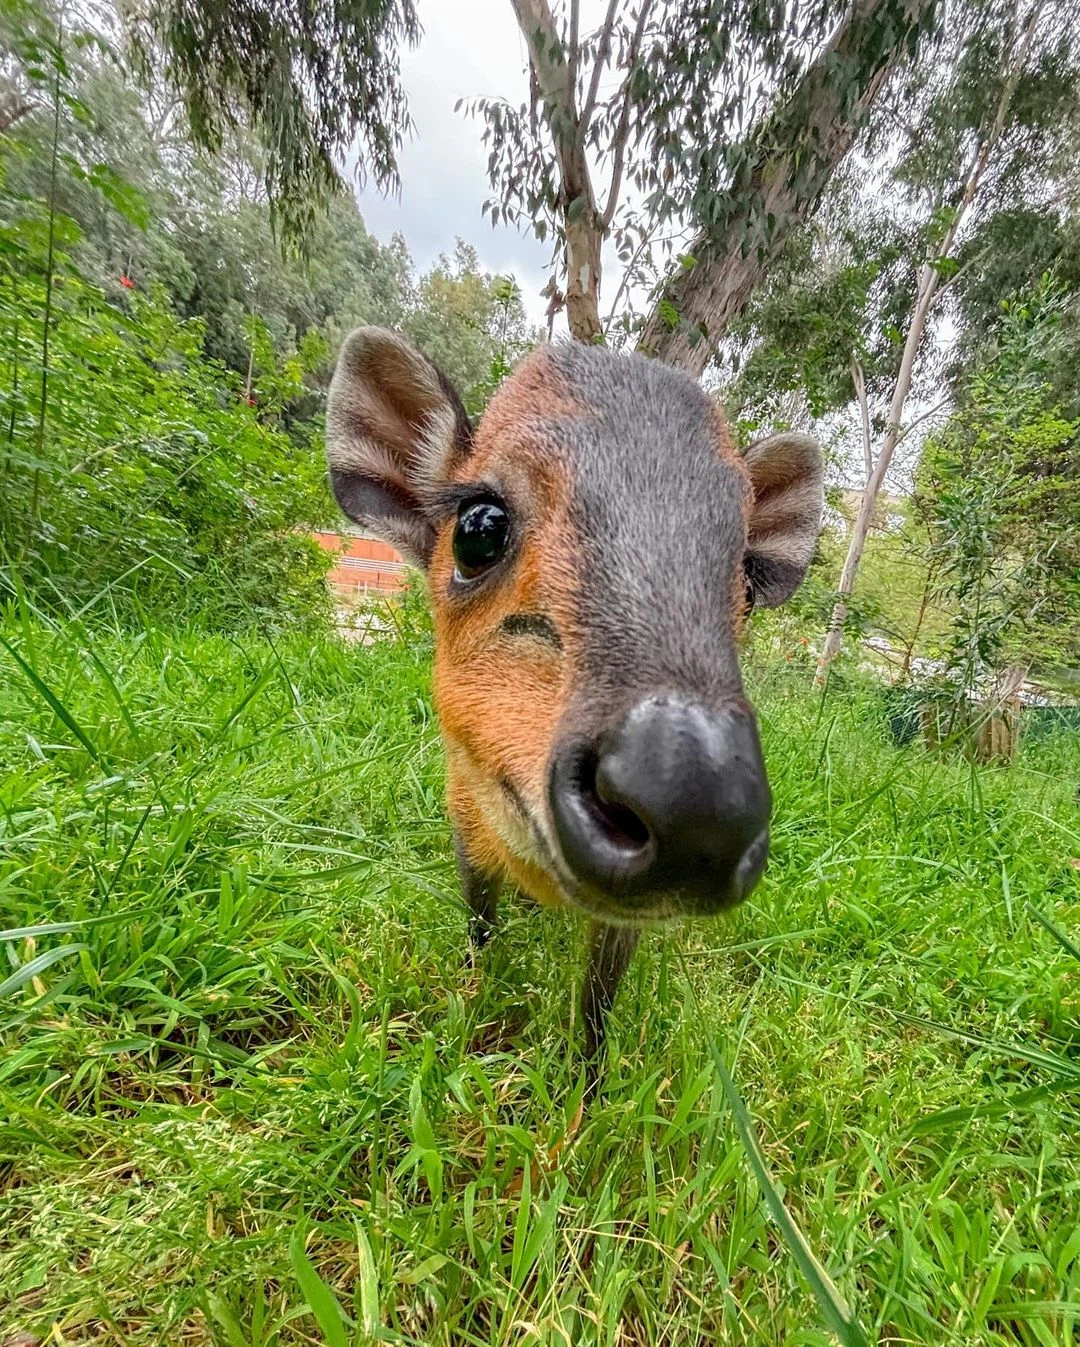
0,944,87,999
0,911,142,942
288,1221,349,1347
929,254,959,281
907,1083,1064,1137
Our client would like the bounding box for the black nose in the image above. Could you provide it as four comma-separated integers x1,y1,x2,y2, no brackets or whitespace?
549,697,771,914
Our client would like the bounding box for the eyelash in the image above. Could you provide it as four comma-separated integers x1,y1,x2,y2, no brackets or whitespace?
426,482,496,526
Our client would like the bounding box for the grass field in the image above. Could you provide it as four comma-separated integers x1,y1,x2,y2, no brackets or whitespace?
1,605,1078,1346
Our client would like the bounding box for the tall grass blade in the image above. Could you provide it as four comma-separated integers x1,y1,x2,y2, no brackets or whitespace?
288,1220,350,1347
0,943,87,998
354,1216,381,1339
709,1044,871,1347
1026,902,1080,963
893,1011,1080,1080
0,632,105,765
677,954,869,1347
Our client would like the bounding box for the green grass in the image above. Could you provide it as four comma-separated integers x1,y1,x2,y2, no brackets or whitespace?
1,609,1078,1346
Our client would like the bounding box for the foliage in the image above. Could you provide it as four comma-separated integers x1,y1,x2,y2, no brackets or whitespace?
0,613,1077,1343
720,0,1080,681
952,206,1080,414
728,0,1080,431
128,0,419,239
916,277,1080,690
724,201,918,427
0,0,544,629
0,255,334,629
402,248,539,412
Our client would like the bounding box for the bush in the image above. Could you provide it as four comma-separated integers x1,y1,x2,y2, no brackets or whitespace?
0,253,334,631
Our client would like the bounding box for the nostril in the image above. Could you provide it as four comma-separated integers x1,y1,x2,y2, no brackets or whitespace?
573,746,651,852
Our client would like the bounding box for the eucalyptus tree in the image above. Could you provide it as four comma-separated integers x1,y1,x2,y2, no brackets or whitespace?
125,0,419,237
467,0,938,366
812,0,1080,679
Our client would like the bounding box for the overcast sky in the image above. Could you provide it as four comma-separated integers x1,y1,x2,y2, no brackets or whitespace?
353,1,618,331
353,3,546,324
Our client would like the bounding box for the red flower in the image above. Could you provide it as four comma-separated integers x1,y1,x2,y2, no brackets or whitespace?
119,275,135,289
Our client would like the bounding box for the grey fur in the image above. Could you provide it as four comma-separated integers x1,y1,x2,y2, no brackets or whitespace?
542,346,749,722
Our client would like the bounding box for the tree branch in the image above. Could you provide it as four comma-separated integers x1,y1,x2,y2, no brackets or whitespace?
580,0,621,134
602,0,654,228
638,0,939,374
567,0,580,114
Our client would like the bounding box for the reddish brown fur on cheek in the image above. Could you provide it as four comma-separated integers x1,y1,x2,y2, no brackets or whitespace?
429,352,586,901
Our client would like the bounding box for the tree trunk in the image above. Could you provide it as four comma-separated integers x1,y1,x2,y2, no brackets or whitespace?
512,0,604,342
814,259,940,683
638,0,937,374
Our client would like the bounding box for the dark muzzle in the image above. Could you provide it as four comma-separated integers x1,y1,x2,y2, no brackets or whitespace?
549,695,771,917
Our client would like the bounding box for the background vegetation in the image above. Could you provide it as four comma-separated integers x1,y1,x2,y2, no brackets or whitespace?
0,0,1077,1343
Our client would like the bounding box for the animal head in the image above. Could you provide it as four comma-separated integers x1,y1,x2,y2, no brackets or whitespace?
326,329,823,926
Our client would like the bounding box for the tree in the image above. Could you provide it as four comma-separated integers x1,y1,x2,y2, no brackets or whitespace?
950,207,1080,416
637,0,937,373
125,0,419,237
469,0,937,360
814,0,1079,681
916,278,1080,695
403,241,540,403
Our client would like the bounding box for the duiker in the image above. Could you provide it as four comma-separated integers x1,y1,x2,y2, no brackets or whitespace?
326,330,822,1059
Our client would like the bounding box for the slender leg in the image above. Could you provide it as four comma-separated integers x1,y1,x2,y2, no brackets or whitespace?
455,831,500,949
582,922,641,1061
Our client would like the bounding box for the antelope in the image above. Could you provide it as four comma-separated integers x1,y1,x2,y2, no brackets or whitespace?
325,330,823,1061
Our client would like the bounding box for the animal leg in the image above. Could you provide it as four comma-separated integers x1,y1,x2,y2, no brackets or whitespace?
455,832,500,950
582,921,640,1060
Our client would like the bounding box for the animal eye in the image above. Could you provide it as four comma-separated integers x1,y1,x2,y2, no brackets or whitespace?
744,572,756,614
453,499,510,580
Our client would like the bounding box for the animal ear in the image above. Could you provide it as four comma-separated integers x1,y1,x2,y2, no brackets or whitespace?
742,432,824,607
324,327,473,569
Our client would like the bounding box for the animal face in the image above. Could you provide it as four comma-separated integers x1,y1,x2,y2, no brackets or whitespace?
326,330,823,927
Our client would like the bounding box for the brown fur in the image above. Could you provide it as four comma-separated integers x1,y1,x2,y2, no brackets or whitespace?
431,352,586,906
324,328,825,1058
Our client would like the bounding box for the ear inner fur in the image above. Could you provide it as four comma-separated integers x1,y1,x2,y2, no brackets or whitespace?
742,431,824,608
324,327,473,567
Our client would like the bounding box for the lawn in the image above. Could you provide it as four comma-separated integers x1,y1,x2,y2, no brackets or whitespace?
1,608,1078,1346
